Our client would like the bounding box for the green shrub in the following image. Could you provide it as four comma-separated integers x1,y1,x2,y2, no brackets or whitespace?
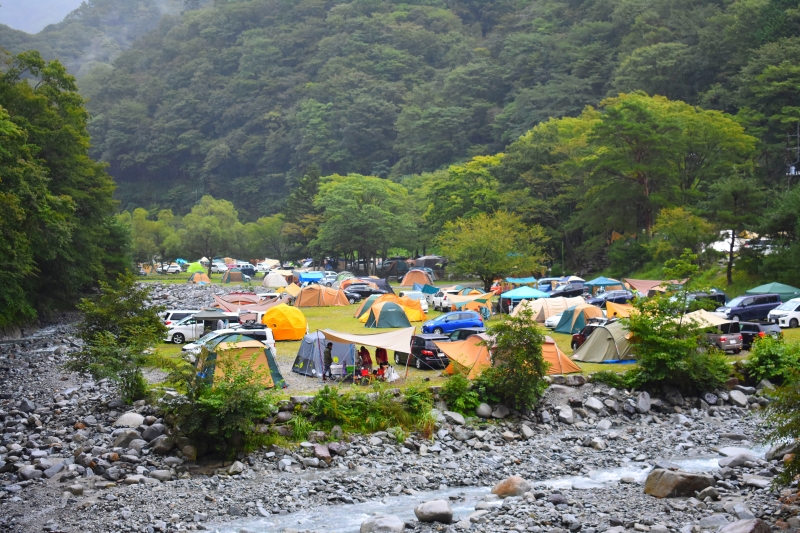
441,374,480,414
166,349,276,458
473,309,548,411
288,411,313,441
763,371,800,485
402,386,433,416
589,371,628,389
746,336,800,384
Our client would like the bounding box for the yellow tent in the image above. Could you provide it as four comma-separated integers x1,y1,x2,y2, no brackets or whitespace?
434,334,493,380
261,304,307,341
277,282,302,298
605,301,634,318
542,336,581,374
358,294,426,322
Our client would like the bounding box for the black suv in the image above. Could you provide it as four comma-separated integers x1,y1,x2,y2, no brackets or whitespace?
738,322,783,349
550,283,586,298
685,291,727,309
346,283,388,298
585,290,634,308
447,327,487,342
393,334,449,370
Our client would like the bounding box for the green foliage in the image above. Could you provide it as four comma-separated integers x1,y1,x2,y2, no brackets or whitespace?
441,374,480,415
67,274,165,402
763,372,800,485
474,310,549,411
589,371,629,390
167,348,276,458
746,337,800,384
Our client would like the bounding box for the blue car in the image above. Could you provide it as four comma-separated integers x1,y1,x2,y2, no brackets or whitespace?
422,311,483,334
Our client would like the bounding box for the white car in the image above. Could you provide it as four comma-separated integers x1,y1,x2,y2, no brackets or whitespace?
398,290,429,313
255,263,272,273
161,264,181,274
165,316,205,344
768,298,800,328
211,262,228,273
321,271,337,286
431,289,460,311
544,312,563,329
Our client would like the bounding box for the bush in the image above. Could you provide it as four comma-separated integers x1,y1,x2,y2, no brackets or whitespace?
67,274,166,402
473,309,548,411
441,374,480,414
746,336,800,384
589,371,628,389
166,349,276,458
763,371,800,485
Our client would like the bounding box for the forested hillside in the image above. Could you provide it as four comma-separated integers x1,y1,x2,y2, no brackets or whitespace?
0,0,194,77
83,0,800,220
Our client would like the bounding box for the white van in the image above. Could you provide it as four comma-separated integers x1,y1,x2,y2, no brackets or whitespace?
159,309,201,326
398,290,429,313
768,298,800,328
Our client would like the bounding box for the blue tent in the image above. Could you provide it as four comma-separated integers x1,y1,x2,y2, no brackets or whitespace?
299,272,324,283
585,276,622,288
292,332,356,377
501,286,550,300
506,276,538,284
413,283,439,295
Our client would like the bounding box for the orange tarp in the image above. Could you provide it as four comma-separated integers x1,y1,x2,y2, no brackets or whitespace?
435,334,493,380
277,283,302,297
543,336,581,374
295,285,350,307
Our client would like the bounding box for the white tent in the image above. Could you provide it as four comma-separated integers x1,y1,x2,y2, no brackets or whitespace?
511,296,586,322
262,271,289,288
675,309,730,327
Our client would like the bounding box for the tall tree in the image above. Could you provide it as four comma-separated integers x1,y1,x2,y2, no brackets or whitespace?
180,196,242,275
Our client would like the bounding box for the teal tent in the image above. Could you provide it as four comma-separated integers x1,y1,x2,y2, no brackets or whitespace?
745,282,800,302
506,277,538,284
365,302,413,328
501,286,549,300
585,276,622,288
413,283,439,295
554,304,605,334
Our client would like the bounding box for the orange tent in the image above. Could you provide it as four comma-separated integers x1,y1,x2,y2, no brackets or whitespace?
358,294,426,321
295,285,350,307
341,278,378,290
186,273,211,284
542,336,581,374
434,334,493,380
605,301,634,318
261,304,307,341
400,270,434,287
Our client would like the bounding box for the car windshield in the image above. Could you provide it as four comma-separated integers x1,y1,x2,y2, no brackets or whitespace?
176,316,194,325
776,301,798,311
195,331,221,345
726,296,747,307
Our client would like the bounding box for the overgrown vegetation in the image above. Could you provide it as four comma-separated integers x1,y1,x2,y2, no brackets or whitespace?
763,372,800,486
589,371,628,390
474,309,548,411
67,273,165,402
441,374,480,415
746,337,800,384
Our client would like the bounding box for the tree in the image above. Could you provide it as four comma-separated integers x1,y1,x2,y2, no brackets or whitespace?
180,196,242,275
437,211,547,292
648,207,716,262
312,175,416,273
283,165,323,258
763,372,800,485
243,215,291,265
707,172,766,285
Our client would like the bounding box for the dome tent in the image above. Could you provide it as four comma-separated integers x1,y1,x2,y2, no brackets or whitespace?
261,304,307,341
197,339,285,388
262,271,289,288
553,304,604,334
292,332,356,377
364,302,413,328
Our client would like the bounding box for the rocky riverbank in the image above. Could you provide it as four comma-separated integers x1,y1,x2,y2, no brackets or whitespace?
0,293,797,533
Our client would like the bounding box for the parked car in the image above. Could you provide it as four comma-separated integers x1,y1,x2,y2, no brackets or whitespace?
585,290,634,308
544,312,563,329
683,291,727,309
342,289,363,304
211,262,228,273
165,316,205,344
715,293,782,322
549,282,586,298
706,322,743,354
159,309,201,326
431,289,461,311
161,264,181,274
392,334,449,370
570,320,610,350
322,271,338,286
237,264,255,278
255,262,271,274
346,283,387,298
422,311,483,334
398,290,429,313
768,298,800,328
380,259,410,281
446,327,486,342
738,322,783,349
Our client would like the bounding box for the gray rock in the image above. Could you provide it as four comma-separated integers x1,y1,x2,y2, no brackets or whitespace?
150,436,174,455
414,499,453,524
718,520,771,533
765,442,796,461
733,385,756,395
558,406,574,424
113,412,145,427
290,395,313,404
755,379,774,391
276,411,293,423
360,514,406,533
584,397,604,412
732,504,755,520
565,375,586,387
443,411,465,425
597,419,612,431
492,404,510,419
113,429,142,448
182,445,197,461
540,411,552,424
636,391,651,413
43,462,65,479
228,461,246,475
18,465,42,480
729,390,748,407
67,484,84,495
590,437,606,450
18,399,35,413
149,470,172,482
142,423,165,442
697,486,720,500
302,457,320,468
644,469,715,498
520,424,535,439
476,403,492,418
697,514,729,529
718,453,757,468
313,444,332,465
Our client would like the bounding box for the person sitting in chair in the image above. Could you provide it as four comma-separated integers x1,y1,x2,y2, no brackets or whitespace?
359,345,373,373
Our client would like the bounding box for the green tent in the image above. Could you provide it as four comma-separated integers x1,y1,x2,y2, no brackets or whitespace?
187,262,205,274
364,302,412,328
354,294,381,318
745,282,800,302
571,321,635,362
554,304,604,334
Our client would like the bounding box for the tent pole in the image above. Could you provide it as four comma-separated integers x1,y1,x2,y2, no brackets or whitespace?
403,326,415,380
316,329,326,383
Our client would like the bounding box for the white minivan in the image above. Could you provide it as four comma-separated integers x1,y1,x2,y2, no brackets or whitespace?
165,316,205,344
768,298,800,328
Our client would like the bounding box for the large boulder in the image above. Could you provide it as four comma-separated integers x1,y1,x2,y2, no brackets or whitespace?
443,411,465,425
557,405,574,424
718,520,771,533
636,392,651,413
729,390,748,407
313,444,332,465
113,429,142,448
765,442,797,461
476,403,492,418
719,453,757,468
360,514,406,533
114,412,145,428
491,475,532,498
584,397,604,413
644,469,715,498
414,500,453,524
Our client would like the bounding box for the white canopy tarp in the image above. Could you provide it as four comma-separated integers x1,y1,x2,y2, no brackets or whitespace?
321,327,415,353
675,309,730,327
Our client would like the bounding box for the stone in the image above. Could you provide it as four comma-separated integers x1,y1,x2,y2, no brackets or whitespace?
113,429,142,448
142,423,165,442
113,412,145,428
43,462,65,479
697,487,720,500
644,469,715,498
540,411,552,424
664,388,684,406
182,445,197,462
228,461,246,475
597,419,612,431
718,520,771,533
360,514,406,533
18,465,43,480
565,375,586,387
548,493,568,505
150,436,174,455
520,424,535,439
67,484,84,496
302,457,320,468
590,437,606,450
729,390,748,407
290,395,313,404
703,392,719,406
732,505,755,520
276,411,293,423
584,397,604,412
150,470,172,482
313,444,332,465
718,453,757,468
443,411,465,425
765,442,796,461
18,399,36,413
755,379,774,391
476,403,492,418
491,475,532,498
743,475,770,489
492,404,510,419
558,406,574,424
698,515,730,529
414,500,453,524
733,385,756,395
636,392,651,413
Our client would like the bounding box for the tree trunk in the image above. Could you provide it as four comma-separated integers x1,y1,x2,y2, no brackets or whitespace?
483,277,492,292
207,248,214,277
727,230,734,286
